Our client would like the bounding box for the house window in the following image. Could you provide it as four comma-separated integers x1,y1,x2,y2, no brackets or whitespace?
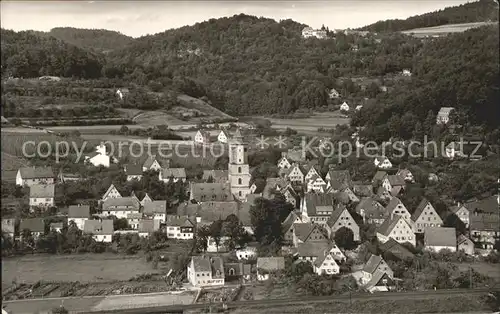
229,268,235,276
238,167,242,173
238,178,242,185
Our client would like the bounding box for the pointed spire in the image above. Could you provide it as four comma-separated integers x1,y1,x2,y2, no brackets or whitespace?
233,128,243,140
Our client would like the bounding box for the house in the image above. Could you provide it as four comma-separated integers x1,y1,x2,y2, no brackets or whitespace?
340,186,359,203
470,214,500,250
236,246,257,260
424,227,457,252
83,219,114,242
293,223,329,247
402,69,412,76
124,164,143,181
374,157,392,169
256,257,285,281
85,144,111,168
202,170,228,183
364,270,396,293
127,213,142,229
328,88,340,99
281,185,299,208
457,234,474,256
2,218,16,237
19,218,45,239
140,193,153,206
463,195,499,216
190,182,232,202
116,88,129,100
225,263,251,282
165,215,195,239
282,211,310,243
359,254,393,286
385,197,411,223
284,163,306,183
378,238,415,261
396,169,414,183
143,200,167,222
68,205,91,230
436,107,455,125
327,204,360,241
277,156,292,169
102,197,141,219
138,219,160,237
142,155,166,172
101,184,122,201
57,170,82,183
376,215,416,247
355,105,363,111
352,183,373,198
302,27,327,39
300,194,335,224
304,166,321,182
325,169,351,192
306,174,327,193
445,141,466,159
50,222,63,233
356,197,388,225
313,252,340,275
159,168,187,183
217,130,229,143
296,241,345,263
411,198,443,233
187,256,225,287
376,186,392,201
16,166,54,186
29,184,55,209
194,130,211,145
340,102,350,112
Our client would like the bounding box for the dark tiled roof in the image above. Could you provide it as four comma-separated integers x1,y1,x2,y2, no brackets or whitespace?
29,184,55,198
377,215,404,236
161,168,186,178
424,227,456,247
19,167,54,179
327,204,349,227
296,242,329,257
411,198,433,221
202,170,229,183
356,197,387,219
125,164,143,176
304,193,335,216
191,256,225,278
363,254,384,274
20,218,45,233
166,215,195,227
190,183,232,202
143,200,167,214
386,175,405,187
470,213,500,231
464,195,499,215
68,205,90,218
83,219,114,235
372,171,387,182
378,238,414,260
102,197,140,211
257,257,285,271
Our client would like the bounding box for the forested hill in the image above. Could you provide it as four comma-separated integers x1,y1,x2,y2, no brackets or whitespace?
47,27,134,52
0,29,104,79
359,0,499,32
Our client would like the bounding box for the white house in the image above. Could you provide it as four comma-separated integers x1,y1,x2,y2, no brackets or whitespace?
16,167,54,186
385,197,412,222
445,142,466,159
165,215,195,239
436,107,455,125
142,155,164,172
277,156,292,169
359,254,394,286
102,197,140,219
194,130,211,145
411,198,443,233
68,205,90,230
217,130,229,143
29,184,55,209
159,168,187,183
313,252,340,275
376,215,416,247
329,88,340,99
402,69,412,76
143,200,167,222
187,256,225,287
374,157,392,169
101,184,122,201
307,175,327,193
302,27,327,39
355,105,363,111
236,246,257,260
83,219,114,243
340,102,350,112
85,144,111,168
116,88,129,100
424,227,457,253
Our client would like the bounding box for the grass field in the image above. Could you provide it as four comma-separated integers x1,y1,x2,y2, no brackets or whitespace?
262,112,349,133
1,254,160,285
1,151,28,170
402,21,498,37
133,110,187,126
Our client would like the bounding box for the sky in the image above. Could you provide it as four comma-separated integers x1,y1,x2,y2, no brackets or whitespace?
1,0,473,38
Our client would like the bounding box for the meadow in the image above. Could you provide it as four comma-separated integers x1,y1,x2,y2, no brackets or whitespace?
402,21,498,37
1,254,160,285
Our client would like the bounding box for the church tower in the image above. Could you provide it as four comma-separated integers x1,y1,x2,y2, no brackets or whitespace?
228,129,251,201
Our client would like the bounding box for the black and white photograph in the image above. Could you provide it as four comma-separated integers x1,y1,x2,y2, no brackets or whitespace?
1,0,499,313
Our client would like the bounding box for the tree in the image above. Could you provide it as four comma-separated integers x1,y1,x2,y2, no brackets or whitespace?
221,214,249,250
209,220,224,252
113,218,130,230
334,227,356,250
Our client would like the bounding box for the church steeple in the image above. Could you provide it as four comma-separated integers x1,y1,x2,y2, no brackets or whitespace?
228,128,251,200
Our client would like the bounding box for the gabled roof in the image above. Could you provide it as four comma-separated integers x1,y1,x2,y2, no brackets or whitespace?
83,219,114,235
385,197,406,214
142,193,153,203
142,155,170,169
257,257,285,271
68,205,90,218
296,242,329,257
262,177,287,198
143,200,167,215
19,167,54,179
327,204,350,227
463,195,499,215
202,170,229,183
386,175,405,187
161,168,186,178
125,164,143,176
437,107,455,116
177,201,241,225
378,238,414,260
372,171,387,182
411,198,435,221
396,169,412,178
304,193,334,216
285,163,306,178
102,184,122,199
190,182,232,202
138,219,158,233
20,218,45,233
457,234,473,246
166,215,195,227
327,170,351,190
356,197,387,219
191,256,225,277
313,252,337,268
470,213,500,231
281,211,301,233
377,215,408,237
102,197,140,211
363,254,385,274
352,183,373,197
424,227,456,247
365,270,395,290
293,223,316,242
29,184,55,198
